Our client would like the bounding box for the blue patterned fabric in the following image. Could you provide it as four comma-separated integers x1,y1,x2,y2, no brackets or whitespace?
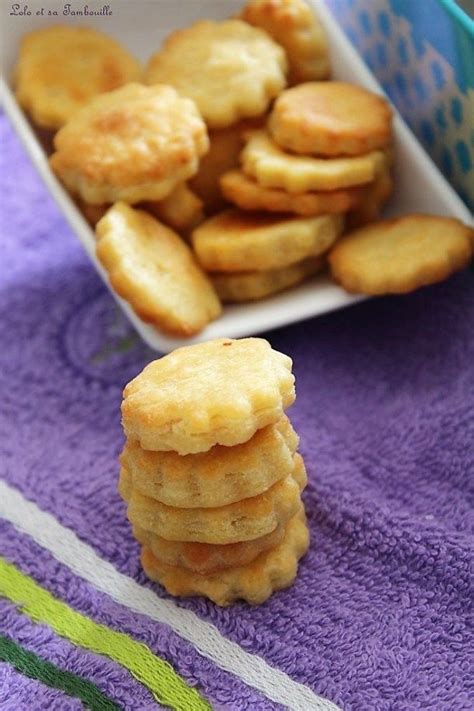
326,0,474,210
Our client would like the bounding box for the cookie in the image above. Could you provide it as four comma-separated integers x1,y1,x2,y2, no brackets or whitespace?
122,337,295,454
95,203,221,336
241,0,330,84
211,256,324,302
120,415,299,508
121,453,306,544
220,168,368,216
75,184,204,234
144,184,204,235
242,130,386,192
192,209,343,272
14,26,141,129
329,214,473,295
145,20,287,128
347,171,394,229
268,81,392,156
50,83,209,205
190,118,266,214
75,197,108,227
133,513,291,574
141,508,310,605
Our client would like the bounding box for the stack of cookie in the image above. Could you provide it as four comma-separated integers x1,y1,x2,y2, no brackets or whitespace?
221,82,394,226
190,81,394,303
119,337,310,606
191,209,344,303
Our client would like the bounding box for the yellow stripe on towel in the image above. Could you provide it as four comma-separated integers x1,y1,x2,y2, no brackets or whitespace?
0,557,210,711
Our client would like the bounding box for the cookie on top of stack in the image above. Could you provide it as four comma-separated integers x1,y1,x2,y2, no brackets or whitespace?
119,337,310,606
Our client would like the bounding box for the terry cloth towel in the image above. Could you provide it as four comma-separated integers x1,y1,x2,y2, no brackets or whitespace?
0,113,473,711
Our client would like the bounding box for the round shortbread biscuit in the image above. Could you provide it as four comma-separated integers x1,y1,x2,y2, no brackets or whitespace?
190,117,266,214
122,337,295,454
75,184,204,234
220,168,368,216
329,214,473,295
144,184,204,236
133,512,292,574
268,81,392,156
347,171,394,229
240,0,330,84
121,415,298,508
241,130,386,193
50,83,209,205
120,453,306,544
141,508,310,605
14,25,142,129
95,203,221,337
211,256,324,303
145,20,287,128
192,209,343,272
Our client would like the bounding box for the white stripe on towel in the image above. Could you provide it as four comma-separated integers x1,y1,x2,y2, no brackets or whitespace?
0,480,341,711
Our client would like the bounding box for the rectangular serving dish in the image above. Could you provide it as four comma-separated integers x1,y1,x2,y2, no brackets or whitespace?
0,0,471,353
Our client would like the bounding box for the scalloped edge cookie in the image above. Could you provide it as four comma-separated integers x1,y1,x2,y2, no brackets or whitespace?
268,81,392,156
211,256,324,302
329,214,473,295
347,171,394,229
122,338,295,454
190,117,266,214
120,453,306,544
95,203,221,336
192,208,343,272
220,168,368,216
120,415,298,508
50,83,209,205
241,130,386,192
240,0,330,84
144,183,204,235
141,507,310,605
133,511,292,574
15,25,142,129
145,20,287,128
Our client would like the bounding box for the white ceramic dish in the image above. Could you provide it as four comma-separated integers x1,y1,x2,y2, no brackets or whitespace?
1,0,471,353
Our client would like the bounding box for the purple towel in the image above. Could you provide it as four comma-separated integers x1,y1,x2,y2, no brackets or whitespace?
0,113,473,711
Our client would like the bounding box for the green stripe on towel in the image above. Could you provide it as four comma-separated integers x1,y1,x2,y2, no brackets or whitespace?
0,634,120,711
0,557,210,711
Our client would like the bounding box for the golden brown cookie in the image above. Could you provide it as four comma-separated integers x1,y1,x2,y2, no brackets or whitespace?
120,453,306,544
144,184,204,235
77,185,204,234
133,513,291,574
211,256,324,302
192,209,343,272
240,0,330,83
50,83,209,205
190,118,266,214
346,171,394,229
95,203,221,336
141,507,310,605
241,130,386,192
120,415,298,508
268,81,392,156
15,25,141,129
75,197,108,227
220,169,368,216
329,214,473,295
145,20,287,128
122,337,295,454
